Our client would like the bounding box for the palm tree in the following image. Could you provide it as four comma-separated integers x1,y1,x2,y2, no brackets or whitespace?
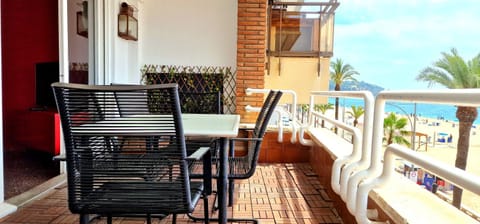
314,103,334,128
416,48,480,208
300,104,309,124
330,58,359,132
383,112,411,147
347,105,364,127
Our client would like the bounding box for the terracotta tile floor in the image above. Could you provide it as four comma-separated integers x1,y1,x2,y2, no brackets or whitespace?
0,163,343,224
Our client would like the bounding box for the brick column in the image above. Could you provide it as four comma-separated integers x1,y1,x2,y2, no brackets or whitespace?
236,0,267,123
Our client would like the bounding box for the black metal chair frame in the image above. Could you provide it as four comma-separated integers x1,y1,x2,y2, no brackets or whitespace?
188,90,283,223
52,83,211,224
225,90,283,201
114,88,221,179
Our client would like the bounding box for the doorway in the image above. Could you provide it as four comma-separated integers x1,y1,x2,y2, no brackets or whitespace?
1,0,95,201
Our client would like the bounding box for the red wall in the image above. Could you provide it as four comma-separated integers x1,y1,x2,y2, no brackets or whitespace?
1,0,59,150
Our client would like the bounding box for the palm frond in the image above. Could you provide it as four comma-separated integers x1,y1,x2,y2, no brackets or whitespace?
392,135,411,147
315,103,334,114
330,58,359,88
347,105,364,119
417,48,480,89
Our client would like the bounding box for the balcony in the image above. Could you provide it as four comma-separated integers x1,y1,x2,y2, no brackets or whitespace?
1,89,480,224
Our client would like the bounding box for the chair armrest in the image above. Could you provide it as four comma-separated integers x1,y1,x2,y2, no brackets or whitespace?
53,154,66,161
239,127,255,131
186,146,213,195
229,137,263,143
228,137,263,159
186,147,211,161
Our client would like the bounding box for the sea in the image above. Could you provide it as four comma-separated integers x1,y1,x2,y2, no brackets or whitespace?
327,98,480,125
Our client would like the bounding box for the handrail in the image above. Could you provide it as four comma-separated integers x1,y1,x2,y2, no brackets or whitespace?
246,88,298,143
281,89,298,143
310,111,362,197
245,105,284,142
298,125,313,146
355,89,480,224
305,91,374,209
355,143,480,224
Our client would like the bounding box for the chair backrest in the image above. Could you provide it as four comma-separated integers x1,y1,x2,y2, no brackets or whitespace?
179,91,222,114
51,82,196,215
252,90,282,139
245,90,283,176
113,88,150,116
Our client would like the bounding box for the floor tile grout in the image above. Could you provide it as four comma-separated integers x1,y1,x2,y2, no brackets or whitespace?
0,163,343,224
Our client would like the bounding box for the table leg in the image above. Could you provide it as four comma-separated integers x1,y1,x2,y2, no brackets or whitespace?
218,137,228,223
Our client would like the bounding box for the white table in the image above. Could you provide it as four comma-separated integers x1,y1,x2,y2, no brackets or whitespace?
72,113,239,224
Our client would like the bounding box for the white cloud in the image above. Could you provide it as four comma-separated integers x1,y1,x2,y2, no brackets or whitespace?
333,0,480,90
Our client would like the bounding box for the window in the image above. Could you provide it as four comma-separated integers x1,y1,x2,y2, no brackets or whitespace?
268,1,337,57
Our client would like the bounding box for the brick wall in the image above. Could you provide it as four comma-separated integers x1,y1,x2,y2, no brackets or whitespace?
310,143,357,224
236,0,267,123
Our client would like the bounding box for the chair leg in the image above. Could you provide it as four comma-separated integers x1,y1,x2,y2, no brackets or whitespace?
186,193,211,223
147,214,152,224
203,193,210,224
79,214,89,224
172,214,177,224
107,216,112,224
228,179,234,206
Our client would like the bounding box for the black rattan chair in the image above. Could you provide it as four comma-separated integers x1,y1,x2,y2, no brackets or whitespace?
52,83,210,224
224,90,283,205
188,90,283,223
113,89,220,177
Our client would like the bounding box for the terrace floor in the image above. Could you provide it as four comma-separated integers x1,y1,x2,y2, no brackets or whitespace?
0,163,343,224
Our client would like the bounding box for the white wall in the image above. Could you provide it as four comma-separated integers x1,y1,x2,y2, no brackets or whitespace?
139,0,237,72
65,0,237,84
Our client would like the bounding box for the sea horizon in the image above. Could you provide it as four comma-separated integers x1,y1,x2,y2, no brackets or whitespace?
328,98,480,125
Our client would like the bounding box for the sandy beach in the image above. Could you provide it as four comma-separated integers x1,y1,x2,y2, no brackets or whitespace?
404,115,480,214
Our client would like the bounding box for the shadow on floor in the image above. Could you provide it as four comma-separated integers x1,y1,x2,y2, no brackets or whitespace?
3,149,59,199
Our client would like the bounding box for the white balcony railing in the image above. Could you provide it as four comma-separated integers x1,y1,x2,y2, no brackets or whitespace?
246,88,480,223
300,91,375,210
245,88,299,143
353,89,480,224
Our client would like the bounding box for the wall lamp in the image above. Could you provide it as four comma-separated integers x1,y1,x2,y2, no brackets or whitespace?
118,2,138,41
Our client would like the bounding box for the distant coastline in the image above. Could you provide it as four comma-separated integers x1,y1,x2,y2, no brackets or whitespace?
329,80,384,96
328,80,480,124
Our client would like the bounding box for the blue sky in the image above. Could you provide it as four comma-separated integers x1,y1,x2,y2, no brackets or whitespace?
333,0,480,90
